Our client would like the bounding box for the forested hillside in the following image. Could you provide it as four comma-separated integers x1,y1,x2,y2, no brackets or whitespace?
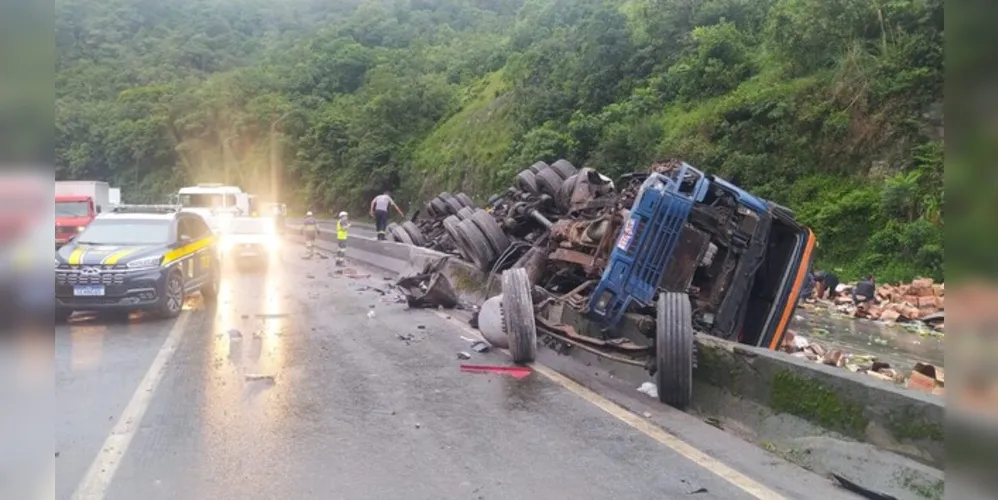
55,0,943,282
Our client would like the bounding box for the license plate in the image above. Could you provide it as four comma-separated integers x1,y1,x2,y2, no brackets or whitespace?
73,285,105,297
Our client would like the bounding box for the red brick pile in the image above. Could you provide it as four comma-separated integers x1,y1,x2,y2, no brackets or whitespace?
829,278,944,328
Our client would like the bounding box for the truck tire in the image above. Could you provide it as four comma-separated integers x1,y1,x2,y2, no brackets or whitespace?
443,215,472,261
528,161,548,174
456,192,475,208
401,221,427,246
456,218,495,271
439,193,464,215
516,170,539,194
470,209,510,255
427,198,448,218
157,269,185,319
389,223,414,245
550,159,577,180
655,292,694,410
556,173,580,213
456,207,474,220
535,167,564,197
502,267,537,364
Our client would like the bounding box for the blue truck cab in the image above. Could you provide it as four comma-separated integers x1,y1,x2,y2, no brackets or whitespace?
588,161,816,351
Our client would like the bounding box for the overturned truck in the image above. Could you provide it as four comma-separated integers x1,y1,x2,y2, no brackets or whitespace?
392,159,817,409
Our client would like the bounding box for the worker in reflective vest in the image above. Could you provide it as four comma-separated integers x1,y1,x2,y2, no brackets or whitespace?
335,211,350,266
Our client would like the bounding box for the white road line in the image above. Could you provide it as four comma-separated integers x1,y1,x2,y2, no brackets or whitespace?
434,311,787,500
70,313,192,500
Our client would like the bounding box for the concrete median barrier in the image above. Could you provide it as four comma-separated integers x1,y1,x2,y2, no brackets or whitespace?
286,226,945,492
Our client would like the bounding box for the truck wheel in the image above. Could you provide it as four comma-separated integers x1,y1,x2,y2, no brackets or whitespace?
456,218,495,271
427,198,448,218
157,269,185,319
456,207,474,220
470,209,510,255
389,223,414,245
456,192,475,208
528,161,548,174
656,292,694,410
516,170,539,194
550,159,577,179
535,167,564,196
439,193,464,215
502,267,537,364
443,215,472,261
556,173,580,213
401,221,427,246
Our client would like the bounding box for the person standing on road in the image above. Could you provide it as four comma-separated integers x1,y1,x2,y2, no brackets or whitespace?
301,211,319,242
369,190,404,241
335,211,350,266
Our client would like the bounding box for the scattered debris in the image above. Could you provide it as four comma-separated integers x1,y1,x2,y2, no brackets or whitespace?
704,417,723,430
907,362,944,395
306,274,315,279
457,351,472,360
782,330,941,391
637,382,659,399
245,374,275,383
397,333,417,345
470,340,491,353
417,325,426,330
832,473,898,500
459,364,531,379
395,259,460,309
415,423,421,429
475,295,508,348
643,411,652,418
367,310,376,319
807,277,945,331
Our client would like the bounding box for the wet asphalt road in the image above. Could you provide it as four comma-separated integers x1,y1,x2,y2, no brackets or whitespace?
55,243,856,500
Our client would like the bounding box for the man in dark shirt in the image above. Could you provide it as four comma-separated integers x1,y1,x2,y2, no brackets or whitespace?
814,270,840,300
852,275,876,305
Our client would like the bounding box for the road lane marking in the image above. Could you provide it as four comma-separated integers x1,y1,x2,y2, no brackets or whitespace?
70,313,192,500
434,311,787,500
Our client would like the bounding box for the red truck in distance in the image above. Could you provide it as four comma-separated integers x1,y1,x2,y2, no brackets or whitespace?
55,181,111,248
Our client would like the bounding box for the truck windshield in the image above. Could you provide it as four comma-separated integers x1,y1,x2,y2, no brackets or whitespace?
56,201,90,218
75,219,171,246
180,193,236,208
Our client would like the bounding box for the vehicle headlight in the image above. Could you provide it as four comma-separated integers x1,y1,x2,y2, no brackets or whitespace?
77,226,86,232
127,256,162,269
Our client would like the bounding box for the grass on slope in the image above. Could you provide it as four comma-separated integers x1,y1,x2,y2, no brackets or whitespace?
409,71,516,203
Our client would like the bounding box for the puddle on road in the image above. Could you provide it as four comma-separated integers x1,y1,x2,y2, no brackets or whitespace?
791,306,943,370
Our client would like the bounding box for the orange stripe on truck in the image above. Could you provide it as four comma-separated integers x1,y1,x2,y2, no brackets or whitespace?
768,228,817,351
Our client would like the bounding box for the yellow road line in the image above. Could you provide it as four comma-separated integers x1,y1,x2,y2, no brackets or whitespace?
434,311,787,500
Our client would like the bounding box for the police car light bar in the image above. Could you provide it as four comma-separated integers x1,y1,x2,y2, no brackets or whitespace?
111,204,183,214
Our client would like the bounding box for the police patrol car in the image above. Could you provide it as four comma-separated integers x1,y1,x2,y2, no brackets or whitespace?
55,205,220,321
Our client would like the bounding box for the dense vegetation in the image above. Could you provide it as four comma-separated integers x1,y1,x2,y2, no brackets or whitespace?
55,0,943,282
